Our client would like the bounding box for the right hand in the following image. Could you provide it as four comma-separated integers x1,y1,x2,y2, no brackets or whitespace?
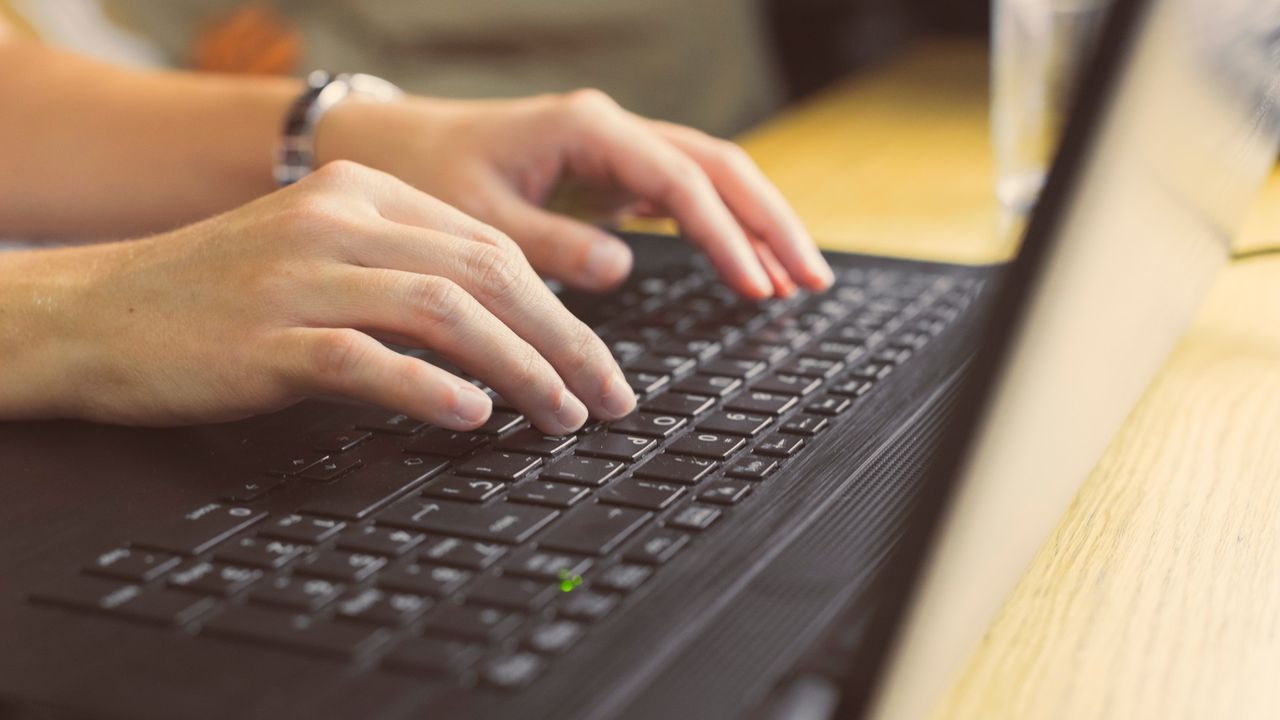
33,160,636,432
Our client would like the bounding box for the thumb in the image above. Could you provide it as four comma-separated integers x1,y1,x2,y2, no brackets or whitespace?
502,202,634,292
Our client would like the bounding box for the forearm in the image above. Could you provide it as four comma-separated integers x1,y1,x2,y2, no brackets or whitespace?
0,40,299,237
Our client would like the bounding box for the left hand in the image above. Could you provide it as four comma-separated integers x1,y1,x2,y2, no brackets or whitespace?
316,89,834,299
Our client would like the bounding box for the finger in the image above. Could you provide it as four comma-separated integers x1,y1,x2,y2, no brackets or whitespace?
494,196,634,291
314,266,592,435
555,91,773,298
348,218,637,421
279,327,494,431
753,237,796,298
651,121,834,291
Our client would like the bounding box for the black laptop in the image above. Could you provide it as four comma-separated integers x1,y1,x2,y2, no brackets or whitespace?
3,1,1278,718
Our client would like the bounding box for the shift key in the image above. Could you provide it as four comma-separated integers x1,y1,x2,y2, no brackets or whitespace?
537,505,651,556
379,499,558,545
132,503,267,555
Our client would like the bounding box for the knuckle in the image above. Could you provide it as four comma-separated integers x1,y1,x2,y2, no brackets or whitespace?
466,243,525,304
568,321,610,375
310,328,369,387
412,276,471,327
308,159,370,186
510,347,550,391
562,87,617,115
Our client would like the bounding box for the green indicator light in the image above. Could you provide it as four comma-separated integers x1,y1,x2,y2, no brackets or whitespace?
557,568,583,593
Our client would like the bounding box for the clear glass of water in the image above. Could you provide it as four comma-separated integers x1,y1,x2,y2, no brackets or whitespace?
992,0,1111,215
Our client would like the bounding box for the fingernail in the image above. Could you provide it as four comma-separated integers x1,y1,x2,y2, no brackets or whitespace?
600,370,637,418
584,240,633,288
452,385,492,426
553,389,589,433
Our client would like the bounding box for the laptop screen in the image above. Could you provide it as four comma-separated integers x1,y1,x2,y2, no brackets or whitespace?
847,0,1280,717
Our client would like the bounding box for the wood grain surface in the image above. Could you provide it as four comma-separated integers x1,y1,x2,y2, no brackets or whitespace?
733,38,1280,720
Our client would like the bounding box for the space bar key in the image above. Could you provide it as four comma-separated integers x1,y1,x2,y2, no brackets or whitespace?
377,499,559,544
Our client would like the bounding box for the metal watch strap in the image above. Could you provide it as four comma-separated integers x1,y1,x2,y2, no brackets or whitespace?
274,70,404,186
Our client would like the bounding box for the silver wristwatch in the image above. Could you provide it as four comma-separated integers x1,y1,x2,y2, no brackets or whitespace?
274,70,404,186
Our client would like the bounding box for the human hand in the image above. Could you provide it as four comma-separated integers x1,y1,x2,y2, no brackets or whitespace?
10,162,635,431
316,89,835,298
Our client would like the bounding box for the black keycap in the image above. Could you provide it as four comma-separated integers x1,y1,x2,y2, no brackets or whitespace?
575,433,656,462
781,415,829,436
294,550,385,583
698,357,767,379
538,505,652,556
807,395,853,416
217,476,286,503
724,391,798,416
85,547,180,582
725,342,789,364
594,564,652,594
418,536,507,570
314,429,372,454
666,504,722,532
670,374,742,398
337,526,425,557
423,475,506,503
697,480,753,506
203,605,390,659
266,450,330,478
299,456,363,482
623,370,669,397
807,340,866,362
334,587,432,627
299,454,448,521
495,429,576,456
507,480,590,508
31,575,215,626
523,620,585,655
780,357,845,379
354,412,428,436
133,503,267,556
599,479,685,511
725,456,777,480
607,412,687,439
168,562,262,596
626,354,696,378
481,652,545,690
384,638,482,675
251,576,343,612
698,411,771,437
752,373,822,396
501,549,594,582
642,392,716,418
259,514,345,544
404,428,490,458
465,576,558,612
652,338,720,361
474,411,525,435
540,456,624,487
608,339,646,364
668,432,745,460
455,451,540,481
423,604,522,643
871,347,912,365
622,529,690,565
848,362,893,381
379,499,558,544
755,433,806,458
557,589,618,622
379,563,471,598
633,454,716,485
830,378,873,397
214,536,307,569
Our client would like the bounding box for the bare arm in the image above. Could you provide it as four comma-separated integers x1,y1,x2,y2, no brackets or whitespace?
0,39,297,237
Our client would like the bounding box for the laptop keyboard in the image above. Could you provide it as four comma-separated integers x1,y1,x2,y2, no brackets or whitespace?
29,258,982,691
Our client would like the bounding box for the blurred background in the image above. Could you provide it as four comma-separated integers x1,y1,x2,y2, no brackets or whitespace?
0,0,984,136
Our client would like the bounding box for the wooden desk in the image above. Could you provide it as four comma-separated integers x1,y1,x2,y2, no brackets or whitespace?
738,39,1280,719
